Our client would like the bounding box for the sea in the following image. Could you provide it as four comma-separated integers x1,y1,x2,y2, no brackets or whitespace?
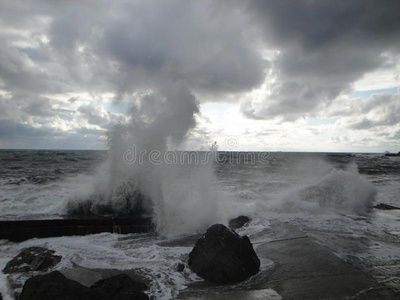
0,150,399,299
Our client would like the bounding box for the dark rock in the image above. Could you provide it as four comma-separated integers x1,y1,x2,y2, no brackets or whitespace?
0,292,2,300
3,247,62,274
229,215,251,230
91,273,148,300
374,203,400,210
20,271,102,300
176,263,185,272
20,271,149,300
188,224,260,284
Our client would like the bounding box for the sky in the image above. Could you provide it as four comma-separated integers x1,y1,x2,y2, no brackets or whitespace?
0,0,399,152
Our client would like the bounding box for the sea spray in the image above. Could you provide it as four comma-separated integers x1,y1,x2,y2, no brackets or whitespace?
66,82,222,236
264,162,377,215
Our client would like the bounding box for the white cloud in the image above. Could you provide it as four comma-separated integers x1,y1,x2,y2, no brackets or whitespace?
0,0,399,151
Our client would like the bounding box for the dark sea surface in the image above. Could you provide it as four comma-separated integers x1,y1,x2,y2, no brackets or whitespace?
0,150,399,220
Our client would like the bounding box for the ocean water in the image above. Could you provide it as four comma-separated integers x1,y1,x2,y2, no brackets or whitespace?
0,150,399,299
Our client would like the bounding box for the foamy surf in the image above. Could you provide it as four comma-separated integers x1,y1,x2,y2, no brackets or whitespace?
264,162,377,215
0,233,205,300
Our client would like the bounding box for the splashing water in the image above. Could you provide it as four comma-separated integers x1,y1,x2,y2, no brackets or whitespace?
263,162,377,215
66,82,222,237
64,79,378,237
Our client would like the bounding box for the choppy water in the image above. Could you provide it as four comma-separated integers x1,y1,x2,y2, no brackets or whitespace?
0,150,399,299
0,150,106,219
1,150,399,220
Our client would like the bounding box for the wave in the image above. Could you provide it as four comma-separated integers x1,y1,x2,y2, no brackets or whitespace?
265,163,377,215
65,154,221,238
65,155,378,238
66,177,153,216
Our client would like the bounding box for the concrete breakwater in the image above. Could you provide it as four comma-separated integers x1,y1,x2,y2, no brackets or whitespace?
0,216,154,242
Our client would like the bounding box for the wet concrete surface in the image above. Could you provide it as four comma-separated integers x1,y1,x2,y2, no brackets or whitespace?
177,222,398,299
0,216,154,242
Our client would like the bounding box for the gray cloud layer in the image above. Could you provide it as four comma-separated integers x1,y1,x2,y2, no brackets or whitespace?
0,0,399,148
241,0,400,120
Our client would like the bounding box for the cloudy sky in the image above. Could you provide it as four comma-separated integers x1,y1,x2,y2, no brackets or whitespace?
0,0,399,152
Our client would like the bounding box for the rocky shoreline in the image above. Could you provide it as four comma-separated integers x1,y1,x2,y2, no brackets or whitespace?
1,219,399,299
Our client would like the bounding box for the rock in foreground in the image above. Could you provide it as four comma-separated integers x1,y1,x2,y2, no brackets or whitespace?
188,224,260,284
20,271,149,300
91,274,148,300
20,271,99,300
3,247,62,274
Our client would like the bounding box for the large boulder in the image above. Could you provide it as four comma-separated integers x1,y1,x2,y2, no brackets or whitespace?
188,224,260,284
91,274,148,300
3,247,62,274
20,271,149,300
20,271,100,300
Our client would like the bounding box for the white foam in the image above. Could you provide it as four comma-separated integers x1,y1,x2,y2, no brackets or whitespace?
0,257,14,300
263,163,377,215
0,233,202,300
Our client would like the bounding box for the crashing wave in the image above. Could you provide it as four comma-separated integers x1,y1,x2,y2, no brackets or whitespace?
268,163,377,215
66,178,153,217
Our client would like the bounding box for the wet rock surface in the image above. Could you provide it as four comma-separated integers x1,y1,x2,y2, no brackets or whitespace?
374,203,400,210
188,224,260,284
90,273,149,300
2,247,62,274
19,271,149,300
20,271,97,300
176,263,185,272
228,215,251,230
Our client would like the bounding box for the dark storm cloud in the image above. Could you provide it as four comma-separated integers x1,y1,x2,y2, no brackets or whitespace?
81,0,266,95
245,0,400,49
0,0,105,95
240,0,400,120
0,38,56,94
329,92,400,130
78,102,111,128
0,93,74,146
1,0,399,100
77,127,107,136
22,97,54,117
17,47,49,62
389,130,400,140
0,0,266,99
0,119,56,138
350,111,400,130
350,119,375,130
2,0,396,112
0,0,399,149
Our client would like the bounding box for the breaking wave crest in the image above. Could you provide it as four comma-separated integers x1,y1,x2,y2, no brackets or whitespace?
266,163,377,215
65,82,224,237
